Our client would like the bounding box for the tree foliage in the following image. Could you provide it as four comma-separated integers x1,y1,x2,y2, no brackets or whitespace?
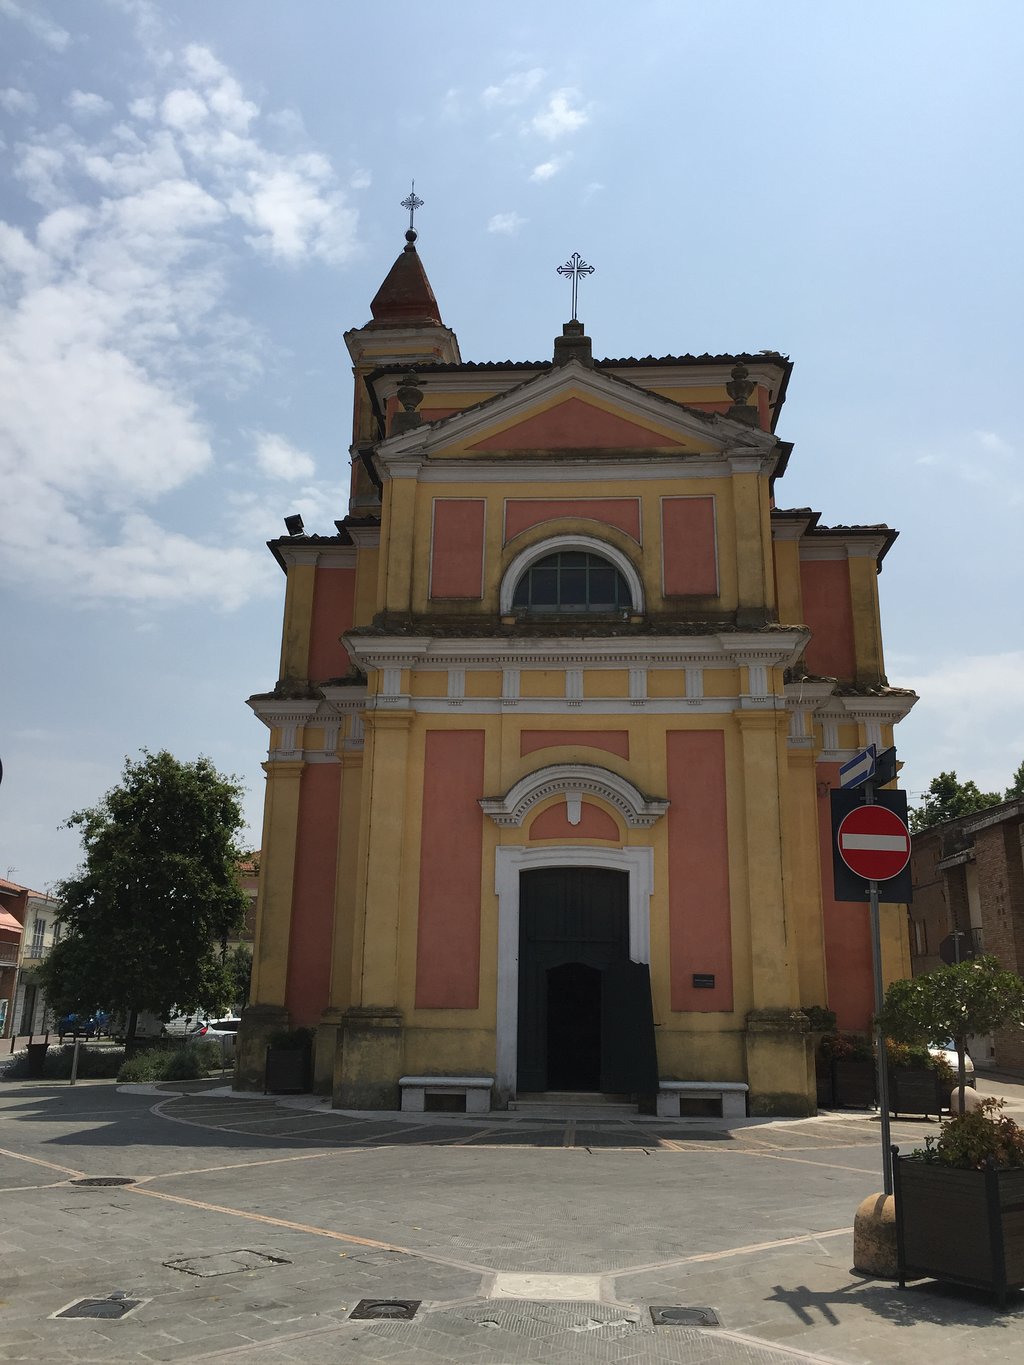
878,956,1024,1108
225,944,253,1009
909,770,1001,832
38,751,249,1040
1006,761,1024,802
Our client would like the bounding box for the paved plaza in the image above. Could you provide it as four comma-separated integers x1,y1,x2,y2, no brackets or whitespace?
1,1074,1022,1363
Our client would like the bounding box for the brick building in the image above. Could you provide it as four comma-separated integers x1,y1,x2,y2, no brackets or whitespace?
910,798,1024,1069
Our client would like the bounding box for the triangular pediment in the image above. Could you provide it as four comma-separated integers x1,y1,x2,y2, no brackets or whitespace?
464,394,690,452
374,359,777,468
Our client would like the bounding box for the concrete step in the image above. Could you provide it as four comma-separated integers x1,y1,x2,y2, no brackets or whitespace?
509,1092,638,1118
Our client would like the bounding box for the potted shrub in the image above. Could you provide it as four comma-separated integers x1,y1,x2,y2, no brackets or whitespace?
893,1099,1024,1308
878,955,1024,1115
885,1039,954,1119
820,1031,875,1108
265,1027,314,1094
881,957,1024,1305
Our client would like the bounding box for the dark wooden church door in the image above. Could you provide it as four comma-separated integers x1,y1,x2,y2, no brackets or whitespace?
516,867,657,1095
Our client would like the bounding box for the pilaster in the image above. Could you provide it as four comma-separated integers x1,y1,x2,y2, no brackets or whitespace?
736,711,799,1010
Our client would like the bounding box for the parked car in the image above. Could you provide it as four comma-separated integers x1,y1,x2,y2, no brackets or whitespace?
57,1013,95,1040
189,1016,242,1054
929,1040,976,1087
162,1010,204,1038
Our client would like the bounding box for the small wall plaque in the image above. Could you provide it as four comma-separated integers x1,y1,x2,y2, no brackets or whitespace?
692,973,715,989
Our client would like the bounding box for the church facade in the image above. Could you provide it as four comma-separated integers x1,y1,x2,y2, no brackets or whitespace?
237,227,915,1115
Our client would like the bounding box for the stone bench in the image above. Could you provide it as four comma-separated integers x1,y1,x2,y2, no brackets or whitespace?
657,1081,748,1119
399,1075,494,1114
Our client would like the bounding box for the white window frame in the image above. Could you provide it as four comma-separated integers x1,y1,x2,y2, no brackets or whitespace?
499,535,644,616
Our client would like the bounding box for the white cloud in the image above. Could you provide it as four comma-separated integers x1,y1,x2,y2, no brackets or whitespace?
0,41,360,609
899,650,1024,797
350,168,371,190
530,156,567,182
0,86,36,115
531,89,589,140
253,431,316,480
483,69,545,107
488,212,526,236
975,429,1013,457
0,0,70,51
66,90,114,119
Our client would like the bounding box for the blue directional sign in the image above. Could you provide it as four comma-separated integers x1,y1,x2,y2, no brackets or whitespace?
839,745,876,789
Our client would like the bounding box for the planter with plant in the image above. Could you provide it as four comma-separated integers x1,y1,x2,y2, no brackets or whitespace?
879,956,1024,1306
818,1031,875,1109
885,1040,954,1119
265,1027,314,1094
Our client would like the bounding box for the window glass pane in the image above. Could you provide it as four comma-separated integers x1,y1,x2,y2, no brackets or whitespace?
560,551,587,567
529,567,558,605
588,565,617,606
559,568,587,605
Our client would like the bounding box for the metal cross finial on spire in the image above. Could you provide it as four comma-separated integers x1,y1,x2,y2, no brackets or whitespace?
401,181,424,233
557,251,595,321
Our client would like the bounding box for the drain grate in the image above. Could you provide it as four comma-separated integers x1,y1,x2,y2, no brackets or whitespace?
165,1250,290,1278
350,1299,420,1321
650,1305,721,1327
54,1293,144,1321
69,1176,136,1187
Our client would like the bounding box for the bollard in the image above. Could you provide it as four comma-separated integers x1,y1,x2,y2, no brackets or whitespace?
70,1037,81,1085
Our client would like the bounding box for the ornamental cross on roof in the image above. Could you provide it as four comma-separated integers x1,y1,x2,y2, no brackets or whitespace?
557,251,595,321
401,182,424,233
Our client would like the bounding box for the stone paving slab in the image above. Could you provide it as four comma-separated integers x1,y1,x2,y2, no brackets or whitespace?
1,1077,1024,1361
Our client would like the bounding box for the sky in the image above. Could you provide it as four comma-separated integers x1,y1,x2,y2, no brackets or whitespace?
2,0,1023,892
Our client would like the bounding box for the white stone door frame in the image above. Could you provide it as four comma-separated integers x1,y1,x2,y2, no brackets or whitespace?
494,844,654,1096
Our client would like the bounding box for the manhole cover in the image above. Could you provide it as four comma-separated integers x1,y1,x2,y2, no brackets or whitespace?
650,1305,721,1327
350,1299,420,1321
165,1250,290,1278
54,1294,144,1320
69,1177,136,1187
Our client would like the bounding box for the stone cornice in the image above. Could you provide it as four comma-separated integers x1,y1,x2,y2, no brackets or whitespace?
342,630,809,672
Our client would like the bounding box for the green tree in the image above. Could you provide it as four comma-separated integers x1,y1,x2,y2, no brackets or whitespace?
224,944,253,1009
38,751,249,1048
1005,761,1024,802
909,770,1001,832
877,957,1024,1110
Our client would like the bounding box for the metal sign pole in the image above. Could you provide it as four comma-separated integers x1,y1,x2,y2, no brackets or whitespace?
863,774,893,1195
70,1037,81,1086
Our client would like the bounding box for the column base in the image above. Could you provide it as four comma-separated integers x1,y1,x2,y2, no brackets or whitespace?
315,1009,345,1096
335,1007,404,1110
234,1004,289,1091
745,1008,815,1116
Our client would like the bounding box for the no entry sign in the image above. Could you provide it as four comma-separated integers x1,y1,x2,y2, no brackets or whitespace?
837,804,912,881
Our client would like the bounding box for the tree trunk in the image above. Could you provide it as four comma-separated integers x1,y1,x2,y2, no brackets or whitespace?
956,1034,968,1113
125,1008,139,1057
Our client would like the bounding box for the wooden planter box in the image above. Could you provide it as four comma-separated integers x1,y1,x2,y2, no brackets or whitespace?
264,1046,311,1095
894,1153,1024,1308
888,1067,945,1118
831,1058,876,1109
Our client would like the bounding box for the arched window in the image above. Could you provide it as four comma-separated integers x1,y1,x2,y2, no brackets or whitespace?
511,550,632,614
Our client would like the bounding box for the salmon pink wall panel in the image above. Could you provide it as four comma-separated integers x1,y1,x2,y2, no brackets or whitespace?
467,397,684,451
666,731,733,1011
661,498,718,596
528,800,620,842
799,559,856,681
520,729,630,759
415,730,485,1008
817,763,873,1029
286,764,341,1027
430,499,486,599
504,498,641,543
308,567,356,681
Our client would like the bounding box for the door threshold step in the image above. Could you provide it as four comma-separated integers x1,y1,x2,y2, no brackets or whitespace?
508,1104,639,1118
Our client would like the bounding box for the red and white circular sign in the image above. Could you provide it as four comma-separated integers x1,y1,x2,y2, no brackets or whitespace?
837,805,911,881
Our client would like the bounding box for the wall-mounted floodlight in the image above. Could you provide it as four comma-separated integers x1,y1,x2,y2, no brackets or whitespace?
283,514,305,536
